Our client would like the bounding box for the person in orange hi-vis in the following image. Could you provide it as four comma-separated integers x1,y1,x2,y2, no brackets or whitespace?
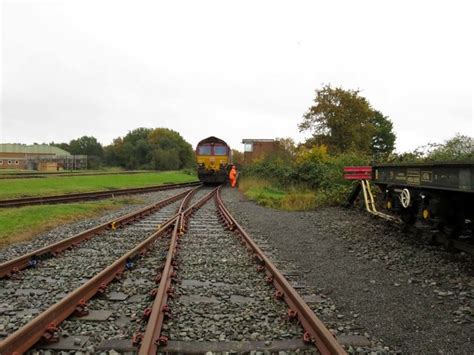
229,165,237,188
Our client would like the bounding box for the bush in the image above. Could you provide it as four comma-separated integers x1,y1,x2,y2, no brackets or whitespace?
241,146,369,208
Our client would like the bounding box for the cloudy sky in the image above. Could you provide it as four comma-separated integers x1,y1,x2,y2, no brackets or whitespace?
1,0,472,153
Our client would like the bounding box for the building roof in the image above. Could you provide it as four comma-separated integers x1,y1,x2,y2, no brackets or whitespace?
0,144,71,155
241,139,274,144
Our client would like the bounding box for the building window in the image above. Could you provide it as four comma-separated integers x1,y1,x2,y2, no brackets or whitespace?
244,143,253,152
15,160,19,165
8,160,12,165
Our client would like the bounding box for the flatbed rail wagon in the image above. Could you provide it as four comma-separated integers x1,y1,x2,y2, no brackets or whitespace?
372,161,473,235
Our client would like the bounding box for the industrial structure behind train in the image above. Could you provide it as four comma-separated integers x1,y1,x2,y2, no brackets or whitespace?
195,136,232,184
0,144,87,171
372,162,473,235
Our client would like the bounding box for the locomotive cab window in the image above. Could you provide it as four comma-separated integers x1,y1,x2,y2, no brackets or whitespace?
214,146,227,155
198,145,212,155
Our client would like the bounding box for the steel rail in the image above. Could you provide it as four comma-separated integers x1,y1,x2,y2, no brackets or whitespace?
215,187,347,355
0,181,201,208
0,188,195,279
0,188,211,355
138,187,219,354
0,171,161,179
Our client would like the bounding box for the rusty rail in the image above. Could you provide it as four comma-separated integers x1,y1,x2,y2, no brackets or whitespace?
0,181,201,208
0,187,211,355
0,188,193,278
137,186,345,354
0,170,161,179
215,186,346,355
138,187,218,354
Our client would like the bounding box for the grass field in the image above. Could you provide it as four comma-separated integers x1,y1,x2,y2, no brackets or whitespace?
0,171,197,199
0,198,138,246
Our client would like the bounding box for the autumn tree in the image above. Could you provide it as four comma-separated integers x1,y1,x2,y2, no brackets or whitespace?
275,137,297,160
299,84,396,156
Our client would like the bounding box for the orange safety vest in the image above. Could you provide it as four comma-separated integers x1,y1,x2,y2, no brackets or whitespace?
229,168,236,180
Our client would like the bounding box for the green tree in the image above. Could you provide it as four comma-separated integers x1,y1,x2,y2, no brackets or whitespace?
104,127,194,170
232,149,244,167
427,134,473,161
49,142,70,152
148,128,194,170
69,136,104,157
371,110,396,158
299,84,395,156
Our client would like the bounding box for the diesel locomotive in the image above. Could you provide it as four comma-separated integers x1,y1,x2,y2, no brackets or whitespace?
195,136,232,184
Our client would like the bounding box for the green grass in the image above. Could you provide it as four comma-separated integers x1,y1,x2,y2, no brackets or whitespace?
239,177,350,211
0,198,139,246
0,171,197,199
239,177,318,211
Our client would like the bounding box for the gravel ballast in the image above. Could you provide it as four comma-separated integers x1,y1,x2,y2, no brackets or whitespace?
165,199,303,344
0,188,188,263
0,188,189,339
221,187,474,354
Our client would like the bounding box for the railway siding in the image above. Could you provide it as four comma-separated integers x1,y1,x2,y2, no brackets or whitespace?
0,188,190,263
0,198,183,337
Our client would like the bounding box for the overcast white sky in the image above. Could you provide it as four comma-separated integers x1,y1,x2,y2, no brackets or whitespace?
1,0,472,153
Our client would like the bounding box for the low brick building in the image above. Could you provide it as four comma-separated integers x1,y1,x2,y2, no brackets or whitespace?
242,139,276,162
0,144,86,171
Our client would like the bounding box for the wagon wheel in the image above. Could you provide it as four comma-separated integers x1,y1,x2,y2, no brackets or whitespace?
399,188,411,208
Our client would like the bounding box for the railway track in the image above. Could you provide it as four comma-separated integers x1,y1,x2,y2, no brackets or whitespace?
0,171,160,180
0,181,200,208
0,186,346,354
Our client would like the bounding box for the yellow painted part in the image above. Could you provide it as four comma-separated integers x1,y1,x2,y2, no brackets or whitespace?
387,201,392,209
361,180,378,213
111,221,117,230
197,155,229,171
422,209,430,220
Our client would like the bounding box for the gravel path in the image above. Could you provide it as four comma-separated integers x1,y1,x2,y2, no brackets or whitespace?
221,187,474,354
